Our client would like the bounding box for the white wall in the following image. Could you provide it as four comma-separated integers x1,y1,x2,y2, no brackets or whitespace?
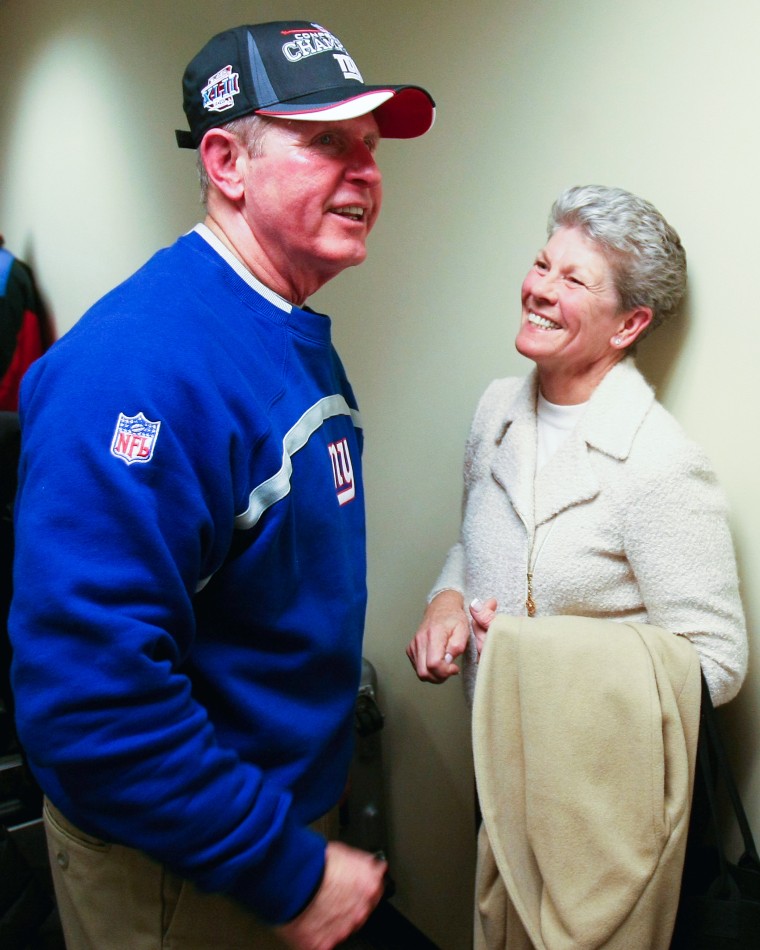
2,2,759,948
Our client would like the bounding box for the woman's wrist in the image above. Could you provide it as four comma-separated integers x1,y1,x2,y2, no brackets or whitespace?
429,587,465,608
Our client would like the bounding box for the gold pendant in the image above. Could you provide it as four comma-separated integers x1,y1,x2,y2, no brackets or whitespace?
526,573,536,617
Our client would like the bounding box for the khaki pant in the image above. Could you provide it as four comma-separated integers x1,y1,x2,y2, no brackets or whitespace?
44,798,337,950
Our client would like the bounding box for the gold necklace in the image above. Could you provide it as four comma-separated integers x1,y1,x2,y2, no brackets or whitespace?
525,520,557,618
526,572,536,617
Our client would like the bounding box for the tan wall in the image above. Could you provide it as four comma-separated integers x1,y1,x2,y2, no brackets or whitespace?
2,2,758,948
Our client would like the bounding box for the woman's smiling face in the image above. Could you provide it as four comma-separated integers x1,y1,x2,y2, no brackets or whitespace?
515,226,648,402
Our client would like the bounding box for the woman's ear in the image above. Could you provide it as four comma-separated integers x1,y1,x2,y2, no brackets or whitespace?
199,129,247,201
614,307,653,348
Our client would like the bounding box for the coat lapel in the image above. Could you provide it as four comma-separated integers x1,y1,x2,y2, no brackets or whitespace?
489,374,538,529
493,359,656,529
534,432,599,526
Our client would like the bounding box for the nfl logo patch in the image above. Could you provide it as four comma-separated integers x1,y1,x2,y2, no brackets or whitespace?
111,412,161,465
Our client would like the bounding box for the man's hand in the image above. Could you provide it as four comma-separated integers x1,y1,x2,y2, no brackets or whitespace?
276,842,387,950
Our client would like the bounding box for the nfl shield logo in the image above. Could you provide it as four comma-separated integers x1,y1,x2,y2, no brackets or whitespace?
111,412,161,465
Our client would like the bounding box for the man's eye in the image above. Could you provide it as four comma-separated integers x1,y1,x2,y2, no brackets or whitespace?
567,276,585,286
535,260,548,272
317,133,336,146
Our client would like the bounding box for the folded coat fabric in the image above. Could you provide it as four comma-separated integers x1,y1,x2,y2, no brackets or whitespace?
472,615,702,950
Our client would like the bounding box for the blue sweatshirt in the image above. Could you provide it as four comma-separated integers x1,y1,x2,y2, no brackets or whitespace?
9,226,367,923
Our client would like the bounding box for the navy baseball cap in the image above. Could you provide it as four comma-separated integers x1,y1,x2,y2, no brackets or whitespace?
176,21,436,148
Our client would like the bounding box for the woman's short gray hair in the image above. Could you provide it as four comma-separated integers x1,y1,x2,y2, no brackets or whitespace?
196,113,274,206
548,184,687,338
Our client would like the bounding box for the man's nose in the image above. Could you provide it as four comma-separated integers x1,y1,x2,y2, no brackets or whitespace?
346,143,382,186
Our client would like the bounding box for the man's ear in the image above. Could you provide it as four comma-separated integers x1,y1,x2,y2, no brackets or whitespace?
200,129,247,201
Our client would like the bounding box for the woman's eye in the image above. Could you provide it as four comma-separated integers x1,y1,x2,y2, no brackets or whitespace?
567,276,585,286
535,260,548,272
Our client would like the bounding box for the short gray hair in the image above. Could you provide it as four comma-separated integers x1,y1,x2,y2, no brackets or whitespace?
196,113,274,206
548,184,687,338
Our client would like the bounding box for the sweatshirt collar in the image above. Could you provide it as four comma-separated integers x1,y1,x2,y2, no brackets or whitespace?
193,223,292,314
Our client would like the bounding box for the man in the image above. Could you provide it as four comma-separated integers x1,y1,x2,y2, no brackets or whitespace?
8,21,434,950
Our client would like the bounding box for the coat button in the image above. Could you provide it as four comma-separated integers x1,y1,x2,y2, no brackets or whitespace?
56,850,69,869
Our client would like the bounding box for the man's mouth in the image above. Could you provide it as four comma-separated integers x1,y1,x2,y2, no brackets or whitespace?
528,311,561,330
330,205,366,222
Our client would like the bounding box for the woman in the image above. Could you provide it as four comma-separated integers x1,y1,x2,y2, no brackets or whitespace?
406,184,748,947
407,183,747,706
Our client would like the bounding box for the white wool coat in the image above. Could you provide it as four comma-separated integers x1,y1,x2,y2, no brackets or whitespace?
432,358,747,706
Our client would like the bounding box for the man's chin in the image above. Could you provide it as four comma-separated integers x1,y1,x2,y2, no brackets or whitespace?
327,244,369,273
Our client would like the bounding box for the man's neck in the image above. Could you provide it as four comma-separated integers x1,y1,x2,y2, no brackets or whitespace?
195,223,293,313
202,212,325,308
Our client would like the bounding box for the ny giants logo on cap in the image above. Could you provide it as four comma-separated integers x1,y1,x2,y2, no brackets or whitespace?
202,65,240,113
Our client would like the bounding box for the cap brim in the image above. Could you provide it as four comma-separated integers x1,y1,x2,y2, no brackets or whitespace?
257,86,435,139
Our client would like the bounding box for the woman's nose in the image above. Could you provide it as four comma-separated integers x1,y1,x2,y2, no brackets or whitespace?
531,272,558,303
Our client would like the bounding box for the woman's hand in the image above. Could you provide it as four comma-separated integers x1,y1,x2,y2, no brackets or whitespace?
469,597,498,658
406,590,469,683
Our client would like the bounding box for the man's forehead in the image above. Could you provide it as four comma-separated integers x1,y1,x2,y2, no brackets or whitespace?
269,113,381,139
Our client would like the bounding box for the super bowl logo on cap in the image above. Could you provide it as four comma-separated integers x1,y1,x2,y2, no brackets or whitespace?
202,65,240,113
111,412,162,465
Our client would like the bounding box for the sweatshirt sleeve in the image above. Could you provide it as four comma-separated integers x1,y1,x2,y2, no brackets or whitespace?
8,334,325,924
